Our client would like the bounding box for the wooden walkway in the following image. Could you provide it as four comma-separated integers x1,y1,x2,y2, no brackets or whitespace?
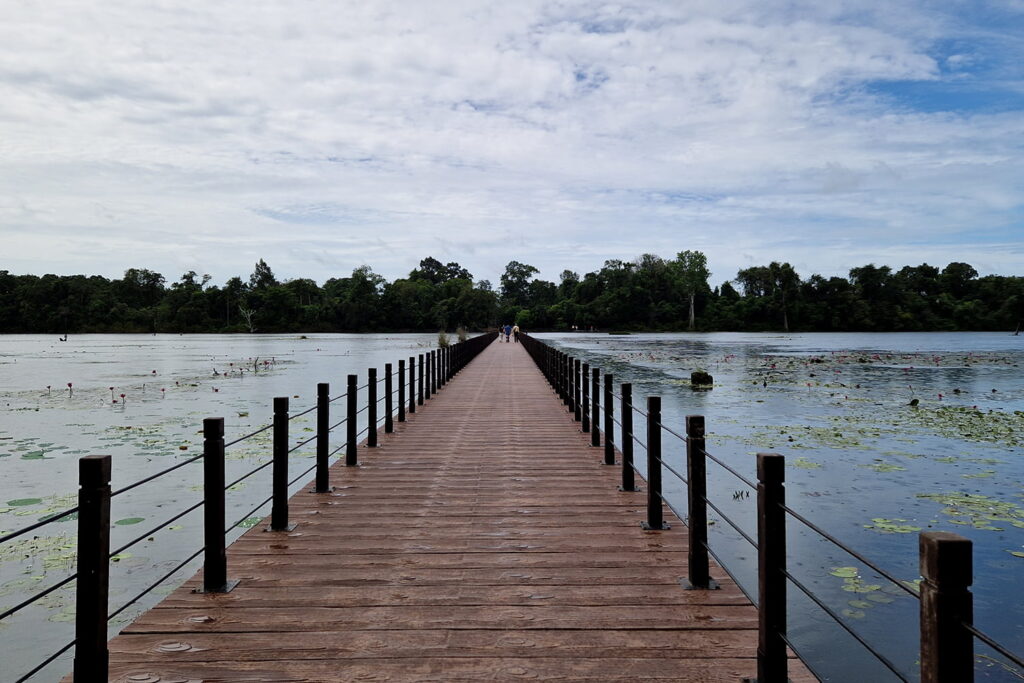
103,340,814,681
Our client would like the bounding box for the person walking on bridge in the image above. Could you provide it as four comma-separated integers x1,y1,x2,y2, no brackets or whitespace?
512,324,520,342
503,324,512,342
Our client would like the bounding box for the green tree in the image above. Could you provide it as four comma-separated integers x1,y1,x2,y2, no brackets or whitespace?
249,259,278,290
670,250,710,330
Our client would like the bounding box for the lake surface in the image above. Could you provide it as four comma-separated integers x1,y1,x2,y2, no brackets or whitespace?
0,333,444,681
1,331,1022,681
536,331,1024,682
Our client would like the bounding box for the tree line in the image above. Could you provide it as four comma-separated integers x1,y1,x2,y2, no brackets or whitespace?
0,254,1021,334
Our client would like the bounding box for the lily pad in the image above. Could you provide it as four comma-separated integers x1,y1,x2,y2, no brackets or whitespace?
115,517,145,526
6,498,43,507
829,567,859,578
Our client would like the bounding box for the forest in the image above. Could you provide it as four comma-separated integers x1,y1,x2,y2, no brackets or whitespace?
0,253,1021,334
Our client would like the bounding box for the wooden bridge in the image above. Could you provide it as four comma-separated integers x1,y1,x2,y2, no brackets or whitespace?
99,339,814,681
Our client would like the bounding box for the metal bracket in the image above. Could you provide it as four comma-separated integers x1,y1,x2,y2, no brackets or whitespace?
640,521,671,530
264,524,297,532
681,578,720,590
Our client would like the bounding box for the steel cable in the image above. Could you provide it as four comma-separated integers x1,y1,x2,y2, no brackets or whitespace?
107,546,204,621
0,573,76,622
782,568,909,681
0,507,80,545
15,638,76,683
109,500,205,558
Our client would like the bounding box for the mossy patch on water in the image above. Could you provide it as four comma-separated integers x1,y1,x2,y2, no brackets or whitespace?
916,492,1024,531
864,518,921,534
792,457,822,469
860,461,907,473
903,405,1024,448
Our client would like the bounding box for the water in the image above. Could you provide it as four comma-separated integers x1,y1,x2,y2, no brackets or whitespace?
1,331,1022,681
0,333,444,681
535,331,1024,682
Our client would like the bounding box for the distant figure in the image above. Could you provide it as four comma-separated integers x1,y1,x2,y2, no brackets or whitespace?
512,324,520,343
503,324,512,342
58,334,67,342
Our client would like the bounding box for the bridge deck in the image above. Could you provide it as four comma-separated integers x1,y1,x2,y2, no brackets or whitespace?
103,340,814,681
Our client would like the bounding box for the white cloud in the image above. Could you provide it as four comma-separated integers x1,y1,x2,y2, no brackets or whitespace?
0,0,1021,287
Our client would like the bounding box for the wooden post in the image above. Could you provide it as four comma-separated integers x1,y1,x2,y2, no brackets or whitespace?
431,350,437,394
756,452,787,682
408,356,416,414
202,417,236,592
315,383,329,492
73,455,111,682
398,360,406,422
367,368,378,447
620,384,635,491
685,415,716,589
603,373,614,464
581,363,590,432
271,397,294,531
641,397,669,530
346,375,358,466
574,359,582,421
418,354,424,406
384,363,394,433
425,352,432,400
920,532,974,683
591,367,601,447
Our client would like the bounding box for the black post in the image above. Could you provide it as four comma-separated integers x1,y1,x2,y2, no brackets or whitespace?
581,363,590,432
418,354,424,406
641,397,669,530
574,359,582,421
73,455,111,682
591,367,601,447
558,353,566,403
398,360,406,422
756,452,787,682
603,373,614,464
202,417,235,592
408,356,416,414
367,368,378,447
385,363,394,433
315,383,329,493
346,375,358,466
271,397,293,531
425,352,432,400
439,348,446,386
685,415,715,589
431,350,437,395
920,532,974,683
620,383,635,491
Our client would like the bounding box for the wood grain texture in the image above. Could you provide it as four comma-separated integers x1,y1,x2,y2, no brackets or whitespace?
98,340,817,682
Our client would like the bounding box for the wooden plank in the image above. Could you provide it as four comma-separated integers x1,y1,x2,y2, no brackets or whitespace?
96,340,816,682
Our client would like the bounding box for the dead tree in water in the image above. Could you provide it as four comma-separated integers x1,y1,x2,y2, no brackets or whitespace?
238,306,256,333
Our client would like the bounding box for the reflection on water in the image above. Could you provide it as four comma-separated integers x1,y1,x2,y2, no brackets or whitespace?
538,331,1024,682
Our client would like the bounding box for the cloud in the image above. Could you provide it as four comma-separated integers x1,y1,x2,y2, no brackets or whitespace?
1,0,1021,287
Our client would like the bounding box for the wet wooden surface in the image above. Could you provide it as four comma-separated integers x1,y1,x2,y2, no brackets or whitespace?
101,340,816,681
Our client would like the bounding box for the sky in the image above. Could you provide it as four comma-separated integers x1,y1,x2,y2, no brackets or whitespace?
2,0,1023,289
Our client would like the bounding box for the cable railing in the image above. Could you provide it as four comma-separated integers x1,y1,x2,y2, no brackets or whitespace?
520,332,1023,683
3,332,497,682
